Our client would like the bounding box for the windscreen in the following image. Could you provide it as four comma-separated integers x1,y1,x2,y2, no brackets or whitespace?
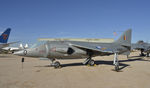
30,41,46,48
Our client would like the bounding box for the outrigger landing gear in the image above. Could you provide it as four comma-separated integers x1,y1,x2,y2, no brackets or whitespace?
49,59,61,68
83,57,95,66
140,49,145,56
147,53,149,57
113,53,119,71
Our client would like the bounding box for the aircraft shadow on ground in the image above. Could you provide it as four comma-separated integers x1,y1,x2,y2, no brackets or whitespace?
61,57,150,70
61,60,129,71
35,57,150,71
129,56,145,58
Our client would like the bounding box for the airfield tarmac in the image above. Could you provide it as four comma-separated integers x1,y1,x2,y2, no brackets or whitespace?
0,51,150,88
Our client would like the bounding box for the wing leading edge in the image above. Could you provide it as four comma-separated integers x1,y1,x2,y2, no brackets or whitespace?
70,43,113,56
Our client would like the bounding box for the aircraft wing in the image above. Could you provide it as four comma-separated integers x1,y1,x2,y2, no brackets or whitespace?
131,43,145,50
0,41,20,50
70,43,113,56
3,47,19,51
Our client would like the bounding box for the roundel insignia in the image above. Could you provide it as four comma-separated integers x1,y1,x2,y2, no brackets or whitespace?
23,50,27,55
96,46,101,49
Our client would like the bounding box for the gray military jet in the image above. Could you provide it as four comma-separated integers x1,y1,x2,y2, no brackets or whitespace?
14,29,132,71
132,40,150,57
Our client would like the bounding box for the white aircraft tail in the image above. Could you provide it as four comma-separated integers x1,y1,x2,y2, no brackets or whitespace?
24,44,28,49
19,43,29,49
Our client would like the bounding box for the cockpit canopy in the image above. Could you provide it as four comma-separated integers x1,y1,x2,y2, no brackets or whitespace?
30,41,47,48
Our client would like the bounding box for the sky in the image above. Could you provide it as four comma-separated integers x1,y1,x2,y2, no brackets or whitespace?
0,0,150,44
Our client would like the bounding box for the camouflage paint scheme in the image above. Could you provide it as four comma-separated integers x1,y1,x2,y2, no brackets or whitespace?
14,29,132,71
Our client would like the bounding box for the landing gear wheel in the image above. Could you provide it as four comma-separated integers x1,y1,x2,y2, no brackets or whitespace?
147,53,149,57
115,64,119,71
140,53,145,56
88,59,95,66
54,61,61,68
140,49,145,56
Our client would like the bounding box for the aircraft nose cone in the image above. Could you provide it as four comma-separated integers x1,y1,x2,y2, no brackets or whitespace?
14,50,26,56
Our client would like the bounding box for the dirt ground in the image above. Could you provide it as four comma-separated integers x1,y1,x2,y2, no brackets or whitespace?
0,51,150,88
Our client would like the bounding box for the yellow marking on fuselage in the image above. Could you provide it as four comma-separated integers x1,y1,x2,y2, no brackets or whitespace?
124,35,126,40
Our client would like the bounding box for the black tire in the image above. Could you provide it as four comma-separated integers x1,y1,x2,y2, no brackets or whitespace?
54,61,60,68
115,65,119,71
147,53,149,57
140,53,145,56
88,60,95,66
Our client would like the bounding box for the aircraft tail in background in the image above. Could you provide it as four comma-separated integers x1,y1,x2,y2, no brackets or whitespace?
0,28,11,43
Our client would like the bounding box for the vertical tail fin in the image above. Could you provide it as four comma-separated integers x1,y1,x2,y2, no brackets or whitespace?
0,28,11,43
114,29,132,46
19,44,24,49
24,44,28,49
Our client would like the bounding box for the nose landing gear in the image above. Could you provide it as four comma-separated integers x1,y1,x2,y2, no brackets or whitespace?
49,59,61,68
53,61,61,68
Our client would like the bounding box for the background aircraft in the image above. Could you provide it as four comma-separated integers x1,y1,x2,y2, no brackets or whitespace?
0,28,11,49
132,40,150,57
0,28,20,53
3,43,29,53
14,29,132,71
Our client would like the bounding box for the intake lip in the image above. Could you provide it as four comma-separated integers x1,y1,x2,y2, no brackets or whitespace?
23,50,27,55
13,50,24,56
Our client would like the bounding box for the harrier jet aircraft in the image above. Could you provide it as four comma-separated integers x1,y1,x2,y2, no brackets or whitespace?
132,40,150,57
14,29,132,71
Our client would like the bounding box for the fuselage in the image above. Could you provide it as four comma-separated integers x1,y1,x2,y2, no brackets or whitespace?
132,43,150,53
14,41,130,59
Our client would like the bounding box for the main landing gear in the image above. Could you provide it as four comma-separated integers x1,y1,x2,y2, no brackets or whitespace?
83,57,95,66
49,59,61,68
49,57,95,69
113,53,119,71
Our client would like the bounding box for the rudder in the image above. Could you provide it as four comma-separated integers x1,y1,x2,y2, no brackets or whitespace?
114,29,132,47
